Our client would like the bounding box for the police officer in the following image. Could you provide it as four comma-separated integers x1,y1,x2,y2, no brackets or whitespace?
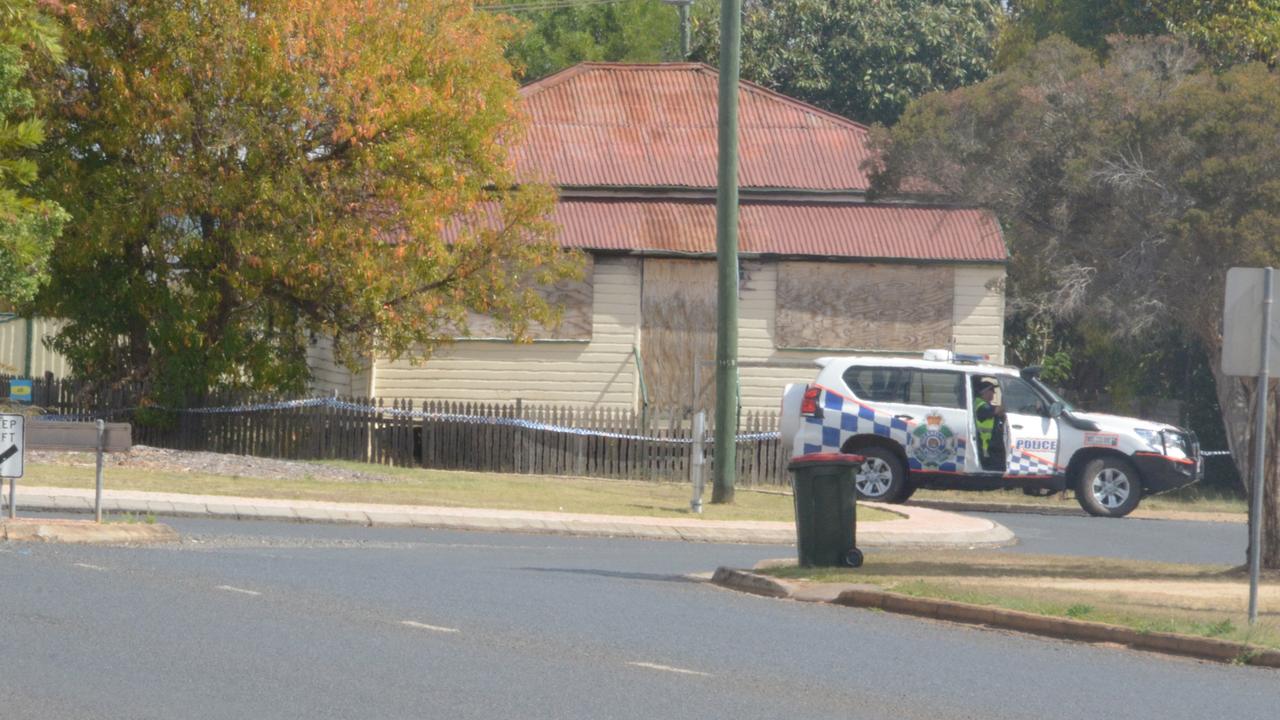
974,380,1005,468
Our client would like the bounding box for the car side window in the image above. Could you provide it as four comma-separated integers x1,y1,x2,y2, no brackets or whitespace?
843,366,910,403
1001,377,1049,416
907,370,965,409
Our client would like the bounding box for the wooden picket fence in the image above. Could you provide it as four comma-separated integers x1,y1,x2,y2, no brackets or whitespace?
3,375,790,485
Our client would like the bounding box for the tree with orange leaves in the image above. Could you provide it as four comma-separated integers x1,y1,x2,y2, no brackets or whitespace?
35,0,577,405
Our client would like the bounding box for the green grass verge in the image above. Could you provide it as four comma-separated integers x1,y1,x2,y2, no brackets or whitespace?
913,486,1247,516
22,460,898,523
764,550,1280,649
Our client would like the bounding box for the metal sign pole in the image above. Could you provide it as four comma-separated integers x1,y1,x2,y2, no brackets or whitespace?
95,419,105,523
1249,268,1271,625
690,410,706,514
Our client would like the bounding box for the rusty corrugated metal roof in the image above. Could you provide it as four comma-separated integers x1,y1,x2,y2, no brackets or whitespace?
516,63,878,191
551,199,1006,262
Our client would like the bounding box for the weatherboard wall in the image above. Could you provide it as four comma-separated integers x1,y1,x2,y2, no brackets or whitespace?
304,258,1006,414
0,317,71,379
365,256,641,407
733,262,1006,412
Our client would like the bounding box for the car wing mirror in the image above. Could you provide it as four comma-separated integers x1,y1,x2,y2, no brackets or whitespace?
1049,401,1064,418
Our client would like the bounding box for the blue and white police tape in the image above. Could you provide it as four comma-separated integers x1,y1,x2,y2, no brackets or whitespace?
44,396,782,444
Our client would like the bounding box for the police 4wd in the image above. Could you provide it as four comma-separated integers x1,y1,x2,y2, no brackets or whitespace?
779,350,1202,518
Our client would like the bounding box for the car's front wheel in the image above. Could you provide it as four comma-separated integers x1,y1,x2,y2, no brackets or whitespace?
852,447,910,503
1076,457,1142,517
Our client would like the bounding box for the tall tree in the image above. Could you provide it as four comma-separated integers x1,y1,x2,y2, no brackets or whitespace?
999,0,1280,67
996,0,1163,65
0,0,66,306
498,0,682,81
689,0,1001,125
871,35,1280,565
37,0,578,405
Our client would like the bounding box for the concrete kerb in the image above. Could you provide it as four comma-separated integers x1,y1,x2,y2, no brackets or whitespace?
710,567,1280,670
4,486,1015,547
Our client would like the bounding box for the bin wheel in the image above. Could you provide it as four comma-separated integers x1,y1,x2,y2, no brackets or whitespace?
845,548,864,568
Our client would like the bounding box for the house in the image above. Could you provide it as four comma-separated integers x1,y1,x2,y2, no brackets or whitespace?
0,316,68,379
308,63,1007,414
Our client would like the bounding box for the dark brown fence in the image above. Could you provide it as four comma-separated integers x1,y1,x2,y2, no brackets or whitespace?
2,375,789,485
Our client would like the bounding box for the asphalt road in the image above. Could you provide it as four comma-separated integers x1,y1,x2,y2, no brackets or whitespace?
0,514,1275,719
975,511,1249,566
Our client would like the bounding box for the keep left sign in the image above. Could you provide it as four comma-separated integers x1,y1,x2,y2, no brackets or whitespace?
0,414,23,478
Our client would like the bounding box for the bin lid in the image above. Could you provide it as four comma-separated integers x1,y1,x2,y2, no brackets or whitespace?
787,452,865,470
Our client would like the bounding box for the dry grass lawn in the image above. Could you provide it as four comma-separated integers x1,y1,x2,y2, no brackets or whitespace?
20,458,899,523
766,550,1280,650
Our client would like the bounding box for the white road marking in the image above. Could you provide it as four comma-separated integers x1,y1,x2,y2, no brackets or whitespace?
400,620,460,634
73,563,107,571
627,662,711,677
216,585,261,596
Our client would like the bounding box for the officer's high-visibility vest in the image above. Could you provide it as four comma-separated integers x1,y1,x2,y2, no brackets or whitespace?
975,397,995,453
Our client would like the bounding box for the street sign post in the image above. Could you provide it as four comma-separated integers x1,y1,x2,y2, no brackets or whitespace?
1222,267,1273,626
1224,268,1280,376
1,413,24,520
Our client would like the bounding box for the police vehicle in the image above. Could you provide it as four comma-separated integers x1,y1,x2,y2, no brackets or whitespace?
779,350,1201,517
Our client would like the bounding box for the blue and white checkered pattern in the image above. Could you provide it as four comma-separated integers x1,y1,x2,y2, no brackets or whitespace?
798,388,912,454
1007,449,1059,476
795,388,966,473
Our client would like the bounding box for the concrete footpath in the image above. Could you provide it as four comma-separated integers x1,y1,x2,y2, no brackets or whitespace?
3,485,1014,547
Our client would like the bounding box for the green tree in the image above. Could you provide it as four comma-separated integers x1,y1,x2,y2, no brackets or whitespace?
0,0,66,306
498,0,682,81
1167,0,1280,66
999,0,1280,67
996,0,1163,65
871,35,1280,565
37,0,578,405
689,0,1001,125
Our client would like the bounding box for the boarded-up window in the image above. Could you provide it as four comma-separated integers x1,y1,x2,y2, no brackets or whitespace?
464,255,593,340
776,262,954,350
641,258,716,412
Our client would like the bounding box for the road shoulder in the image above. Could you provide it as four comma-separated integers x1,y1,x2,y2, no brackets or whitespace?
710,566,1280,669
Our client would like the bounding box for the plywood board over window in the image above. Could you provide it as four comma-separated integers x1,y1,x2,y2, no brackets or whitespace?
641,258,717,412
464,255,594,340
640,258,764,414
776,262,954,350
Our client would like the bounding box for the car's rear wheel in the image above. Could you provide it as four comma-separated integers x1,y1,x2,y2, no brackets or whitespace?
853,447,910,503
1076,457,1142,517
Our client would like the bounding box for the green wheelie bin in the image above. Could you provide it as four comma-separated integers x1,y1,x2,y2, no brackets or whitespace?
788,452,865,568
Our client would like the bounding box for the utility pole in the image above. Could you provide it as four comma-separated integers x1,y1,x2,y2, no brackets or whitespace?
711,0,741,504
662,0,693,58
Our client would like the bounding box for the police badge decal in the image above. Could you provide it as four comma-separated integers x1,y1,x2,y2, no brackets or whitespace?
911,411,955,469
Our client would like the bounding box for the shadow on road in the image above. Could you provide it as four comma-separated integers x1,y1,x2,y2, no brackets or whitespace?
519,566,700,584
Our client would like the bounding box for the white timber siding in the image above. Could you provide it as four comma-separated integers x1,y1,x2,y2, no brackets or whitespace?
0,317,71,378
367,256,641,407
951,265,1006,364
304,258,1006,413
735,262,1007,413
737,262,833,412
306,335,358,397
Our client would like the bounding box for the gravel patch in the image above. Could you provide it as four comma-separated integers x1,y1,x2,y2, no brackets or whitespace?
26,445,397,484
